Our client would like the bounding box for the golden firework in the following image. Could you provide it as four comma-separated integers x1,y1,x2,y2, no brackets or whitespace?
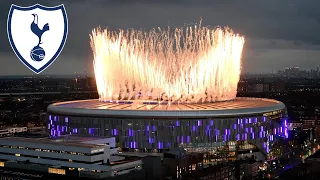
90,21,245,103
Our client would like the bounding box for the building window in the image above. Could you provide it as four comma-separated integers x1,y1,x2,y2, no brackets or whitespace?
48,168,66,175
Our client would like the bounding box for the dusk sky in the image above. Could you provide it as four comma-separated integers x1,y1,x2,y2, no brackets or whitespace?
0,0,320,75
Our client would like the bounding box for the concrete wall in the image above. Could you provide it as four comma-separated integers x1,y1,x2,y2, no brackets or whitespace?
0,147,104,162
0,154,112,171
0,139,93,154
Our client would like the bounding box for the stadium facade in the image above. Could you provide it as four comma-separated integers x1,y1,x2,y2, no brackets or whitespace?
47,98,288,160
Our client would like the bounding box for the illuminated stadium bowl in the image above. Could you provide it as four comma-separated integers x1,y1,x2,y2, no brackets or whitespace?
47,97,288,157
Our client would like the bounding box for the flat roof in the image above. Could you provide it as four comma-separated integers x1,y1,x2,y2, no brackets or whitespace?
47,97,286,118
0,136,108,149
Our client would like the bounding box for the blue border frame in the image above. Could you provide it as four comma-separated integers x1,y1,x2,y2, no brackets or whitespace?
7,4,68,74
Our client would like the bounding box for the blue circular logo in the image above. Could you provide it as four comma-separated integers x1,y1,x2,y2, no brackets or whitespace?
30,46,45,62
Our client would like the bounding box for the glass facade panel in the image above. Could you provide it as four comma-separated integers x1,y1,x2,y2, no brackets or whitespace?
47,109,288,154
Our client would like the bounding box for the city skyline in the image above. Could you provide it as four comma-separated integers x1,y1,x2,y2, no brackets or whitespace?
0,0,320,75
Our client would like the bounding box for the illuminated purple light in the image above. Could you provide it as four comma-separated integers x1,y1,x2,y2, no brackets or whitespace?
73,128,78,133
128,129,134,136
210,120,214,126
285,129,288,138
197,120,202,126
207,130,211,136
176,121,180,126
149,137,154,143
284,119,288,138
215,129,219,135
112,129,117,136
206,125,210,131
187,136,191,143
65,117,68,123
166,142,171,148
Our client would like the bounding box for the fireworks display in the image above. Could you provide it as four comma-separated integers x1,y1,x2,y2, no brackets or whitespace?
90,21,245,103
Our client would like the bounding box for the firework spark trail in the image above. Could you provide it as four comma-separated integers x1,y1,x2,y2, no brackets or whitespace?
90,22,245,103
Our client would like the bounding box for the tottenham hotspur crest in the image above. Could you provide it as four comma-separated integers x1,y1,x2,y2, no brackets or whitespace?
7,4,68,74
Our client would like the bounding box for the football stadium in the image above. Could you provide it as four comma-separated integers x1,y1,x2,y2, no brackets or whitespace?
47,98,288,159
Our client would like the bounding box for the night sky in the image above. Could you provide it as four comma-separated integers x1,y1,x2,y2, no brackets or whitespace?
0,0,320,75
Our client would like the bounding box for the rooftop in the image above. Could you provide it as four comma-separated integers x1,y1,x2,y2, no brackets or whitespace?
0,135,111,149
47,97,286,118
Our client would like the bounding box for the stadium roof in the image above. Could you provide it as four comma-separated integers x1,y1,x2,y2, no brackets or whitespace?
47,98,286,118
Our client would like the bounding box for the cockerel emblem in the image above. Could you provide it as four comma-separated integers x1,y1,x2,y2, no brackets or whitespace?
7,4,68,74
31,14,50,46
